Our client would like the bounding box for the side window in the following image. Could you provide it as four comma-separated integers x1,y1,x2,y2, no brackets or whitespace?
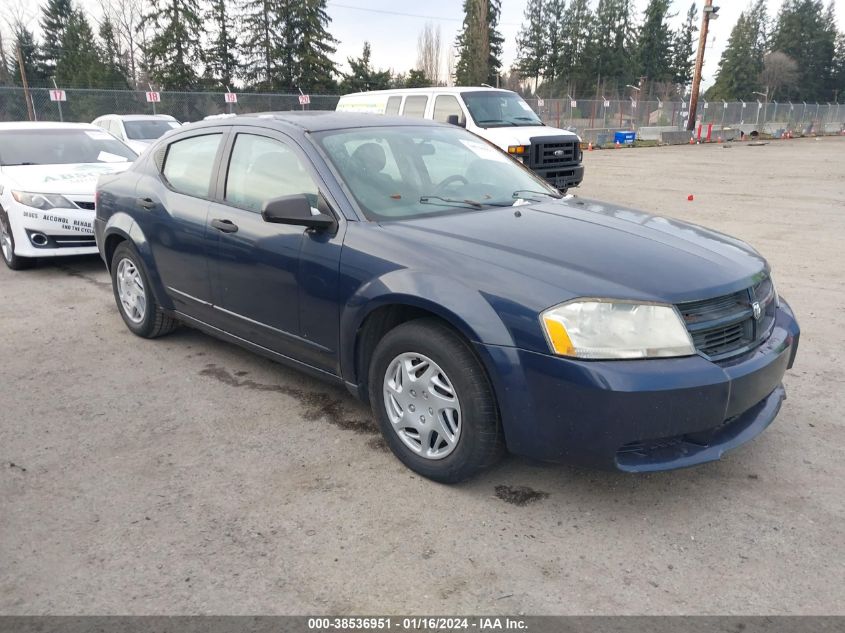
162,133,222,198
385,96,401,115
225,134,319,213
433,95,463,123
402,95,428,119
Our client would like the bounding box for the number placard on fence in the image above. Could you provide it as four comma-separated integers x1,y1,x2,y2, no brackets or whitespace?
146,91,161,103
570,100,577,108
49,89,66,102
224,92,238,103
298,94,311,106
537,98,544,107
603,99,610,108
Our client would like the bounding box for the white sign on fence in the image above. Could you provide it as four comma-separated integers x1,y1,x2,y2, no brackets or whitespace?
703,102,709,109
146,91,161,103
724,102,729,109
603,99,610,108
298,94,311,106
570,100,577,108
49,89,67,102
224,92,238,103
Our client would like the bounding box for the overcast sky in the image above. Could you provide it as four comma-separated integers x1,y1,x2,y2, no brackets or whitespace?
5,0,845,90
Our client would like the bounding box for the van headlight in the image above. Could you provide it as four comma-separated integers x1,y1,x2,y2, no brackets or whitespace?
540,299,695,359
12,191,75,210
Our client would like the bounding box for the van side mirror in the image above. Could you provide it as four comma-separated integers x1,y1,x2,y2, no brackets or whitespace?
446,114,466,128
261,194,336,231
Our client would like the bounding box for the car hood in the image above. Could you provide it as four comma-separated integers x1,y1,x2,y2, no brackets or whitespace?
1,162,132,196
480,125,579,150
379,197,768,305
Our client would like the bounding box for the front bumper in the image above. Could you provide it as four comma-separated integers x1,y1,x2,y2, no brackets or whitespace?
3,200,98,258
536,164,584,190
476,300,800,471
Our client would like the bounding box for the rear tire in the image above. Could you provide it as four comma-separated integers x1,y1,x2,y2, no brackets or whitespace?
110,241,177,338
0,209,35,270
368,318,504,483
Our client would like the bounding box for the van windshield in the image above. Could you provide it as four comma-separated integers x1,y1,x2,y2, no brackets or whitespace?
462,91,543,128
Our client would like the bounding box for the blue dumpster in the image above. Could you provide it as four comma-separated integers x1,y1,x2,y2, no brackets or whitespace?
614,131,636,145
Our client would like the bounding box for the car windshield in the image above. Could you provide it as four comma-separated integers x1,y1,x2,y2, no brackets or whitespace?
462,91,543,128
123,120,179,140
0,129,137,166
315,125,560,221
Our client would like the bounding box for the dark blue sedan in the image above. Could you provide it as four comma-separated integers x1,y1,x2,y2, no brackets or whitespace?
94,112,800,482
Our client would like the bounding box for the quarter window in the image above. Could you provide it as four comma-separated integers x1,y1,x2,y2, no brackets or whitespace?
433,95,463,123
402,95,428,118
385,96,402,115
225,134,319,213
162,133,222,198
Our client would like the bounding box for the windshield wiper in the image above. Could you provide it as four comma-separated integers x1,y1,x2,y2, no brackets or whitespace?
2,162,39,166
512,189,563,201
420,195,483,209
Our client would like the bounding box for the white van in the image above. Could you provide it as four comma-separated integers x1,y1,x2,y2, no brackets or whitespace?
336,87,584,191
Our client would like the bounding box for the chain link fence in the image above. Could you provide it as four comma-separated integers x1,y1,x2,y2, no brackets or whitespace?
524,98,845,141
1,87,842,141
0,87,340,124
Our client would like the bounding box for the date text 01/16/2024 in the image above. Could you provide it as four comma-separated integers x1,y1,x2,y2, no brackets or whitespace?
307,617,528,630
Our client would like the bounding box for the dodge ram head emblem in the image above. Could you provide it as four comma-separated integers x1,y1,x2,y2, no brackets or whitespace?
752,301,762,320
553,149,566,157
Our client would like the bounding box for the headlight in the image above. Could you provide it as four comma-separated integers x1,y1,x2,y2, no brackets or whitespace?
12,191,75,210
540,299,695,359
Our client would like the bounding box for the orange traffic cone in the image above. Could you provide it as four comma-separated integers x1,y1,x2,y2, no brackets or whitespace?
588,142,593,151
687,194,694,201
717,135,722,143
615,140,621,149
689,136,695,145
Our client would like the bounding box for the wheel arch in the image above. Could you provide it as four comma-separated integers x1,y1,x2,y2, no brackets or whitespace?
102,212,169,307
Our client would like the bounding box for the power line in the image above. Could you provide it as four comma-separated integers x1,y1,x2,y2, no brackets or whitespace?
327,2,519,27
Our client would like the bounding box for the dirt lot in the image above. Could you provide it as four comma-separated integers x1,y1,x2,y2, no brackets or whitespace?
1,137,843,615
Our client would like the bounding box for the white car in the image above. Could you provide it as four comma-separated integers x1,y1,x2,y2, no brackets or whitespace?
91,114,180,154
0,122,136,270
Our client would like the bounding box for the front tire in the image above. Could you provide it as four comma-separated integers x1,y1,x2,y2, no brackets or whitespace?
0,209,35,270
110,242,177,338
368,318,504,483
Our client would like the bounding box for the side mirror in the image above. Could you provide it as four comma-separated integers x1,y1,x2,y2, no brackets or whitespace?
446,114,466,128
261,194,336,231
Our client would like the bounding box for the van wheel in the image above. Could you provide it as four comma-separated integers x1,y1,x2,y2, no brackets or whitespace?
368,318,504,483
110,242,177,338
0,209,34,270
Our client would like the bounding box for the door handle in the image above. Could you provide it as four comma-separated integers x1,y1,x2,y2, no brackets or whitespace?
136,197,156,209
211,219,239,233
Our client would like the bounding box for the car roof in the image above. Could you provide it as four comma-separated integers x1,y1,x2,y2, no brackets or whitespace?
340,86,513,98
183,110,443,134
94,114,177,121
0,121,102,131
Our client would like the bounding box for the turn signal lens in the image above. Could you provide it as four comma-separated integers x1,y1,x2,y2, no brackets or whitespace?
507,145,528,155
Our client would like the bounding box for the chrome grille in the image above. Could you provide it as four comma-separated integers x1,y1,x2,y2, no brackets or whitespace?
678,277,776,361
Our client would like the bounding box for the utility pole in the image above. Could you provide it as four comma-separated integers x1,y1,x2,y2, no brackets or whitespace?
16,45,35,122
687,0,719,131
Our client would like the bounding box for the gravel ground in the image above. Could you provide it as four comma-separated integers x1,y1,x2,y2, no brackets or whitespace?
1,136,843,615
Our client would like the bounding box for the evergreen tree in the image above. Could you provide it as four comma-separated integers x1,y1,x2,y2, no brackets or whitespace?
543,0,566,88
55,10,102,87
141,0,204,89
339,42,391,92
455,0,503,86
771,0,836,101
832,32,845,100
515,0,545,87
11,24,46,87
555,0,592,92
293,0,338,93
0,31,11,85
205,0,239,88
405,69,430,88
97,17,130,88
671,2,698,89
636,0,674,84
710,1,768,101
583,0,636,94
38,0,74,78
241,0,278,89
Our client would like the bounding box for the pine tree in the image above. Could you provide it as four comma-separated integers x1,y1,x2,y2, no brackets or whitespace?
583,0,636,94
405,69,429,88
339,42,392,92
636,0,674,84
240,0,278,89
671,2,698,89
555,0,592,92
832,32,845,100
771,0,836,101
205,0,239,88
11,24,46,87
141,0,204,90
97,17,130,88
710,1,768,101
455,0,503,86
543,0,566,88
293,0,338,93
55,10,102,87
516,0,545,87
38,0,74,78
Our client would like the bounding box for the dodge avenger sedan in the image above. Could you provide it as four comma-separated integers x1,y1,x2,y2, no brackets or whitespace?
0,122,136,270
95,112,799,482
